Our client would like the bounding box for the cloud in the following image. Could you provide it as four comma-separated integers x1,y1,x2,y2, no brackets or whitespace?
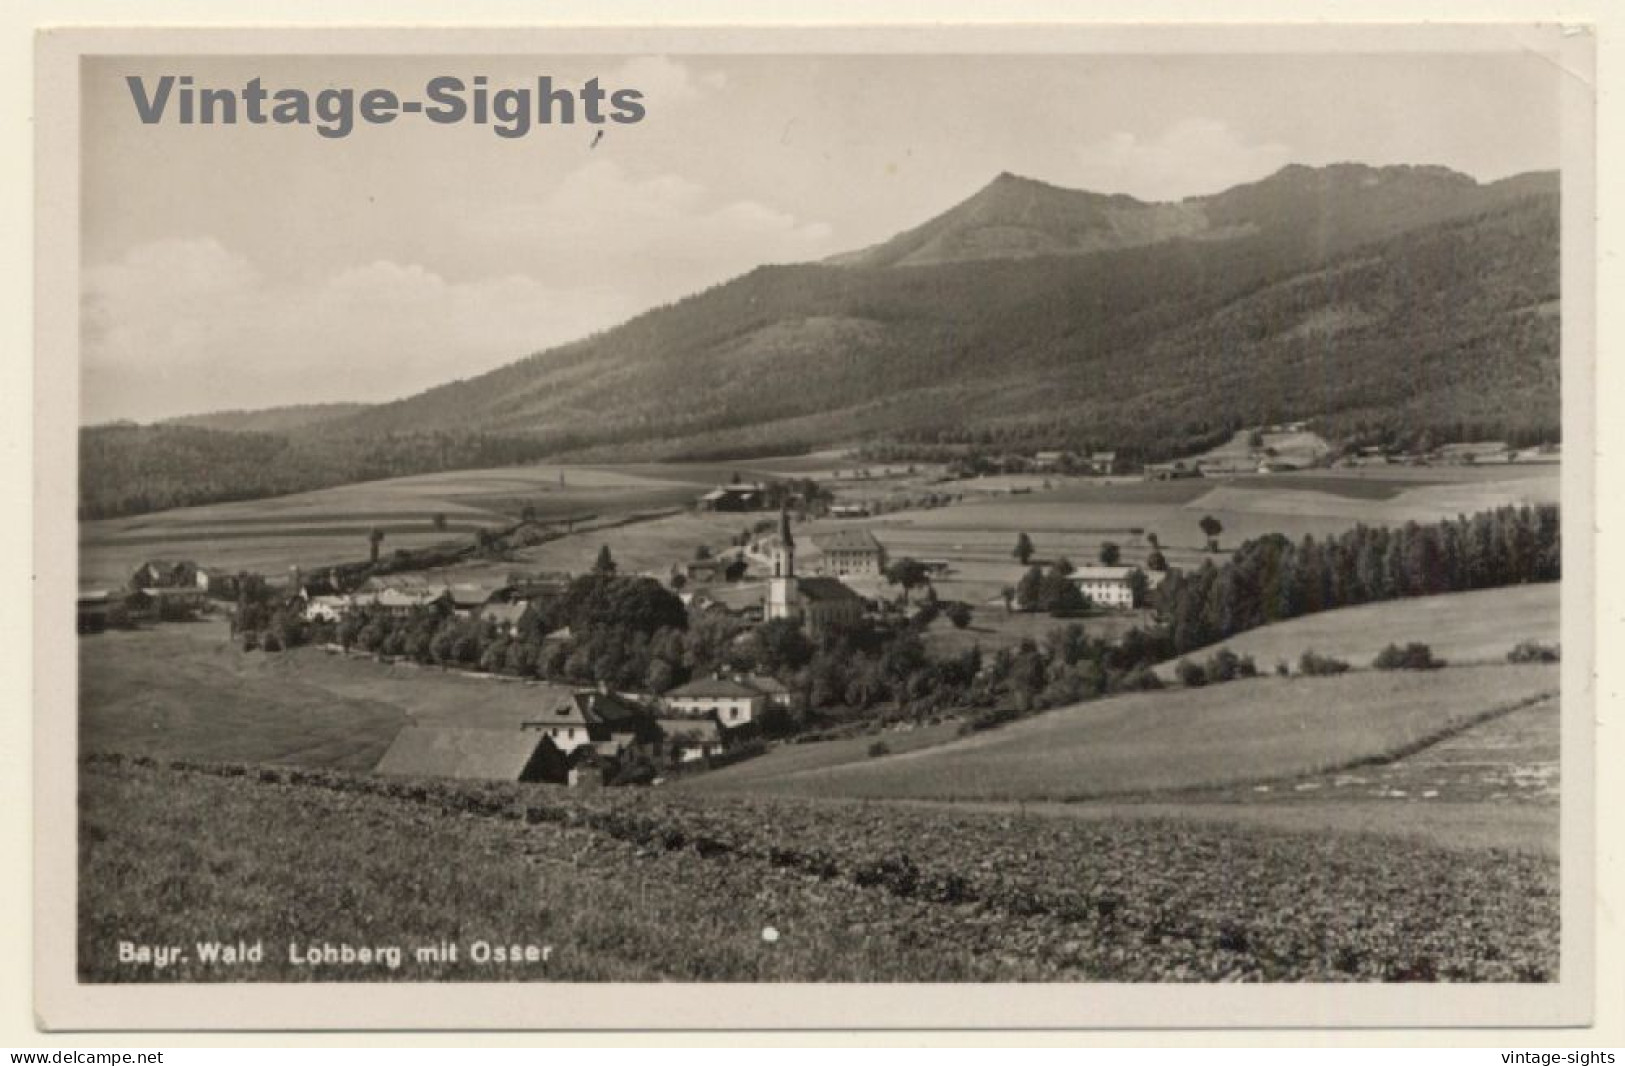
464,158,835,282
1072,119,1294,201
82,240,636,423
82,159,837,422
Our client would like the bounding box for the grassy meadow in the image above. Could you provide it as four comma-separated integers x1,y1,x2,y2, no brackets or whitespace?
685,663,1558,803
1152,583,1559,680
78,619,583,769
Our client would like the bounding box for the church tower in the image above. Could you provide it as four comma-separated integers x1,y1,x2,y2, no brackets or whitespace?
765,506,801,623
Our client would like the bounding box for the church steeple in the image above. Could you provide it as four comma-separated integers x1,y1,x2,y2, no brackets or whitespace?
765,506,801,623
776,506,795,577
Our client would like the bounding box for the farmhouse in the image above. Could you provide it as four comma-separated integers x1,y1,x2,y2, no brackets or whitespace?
1069,565,1142,610
446,584,502,616
374,726,568,784
828,503,871,519
685,558,725,582
477,601,529,635
698,484,765,512
656,717,726,763
301,594,351,623
664,675,766,727
742,673,794,711
1032,450,1069,471
521,692,599,754
132,559,214,592
812,528,888,577
1085,451,1117,476
523,689,662,761
352,587,451,618
502,572,572,602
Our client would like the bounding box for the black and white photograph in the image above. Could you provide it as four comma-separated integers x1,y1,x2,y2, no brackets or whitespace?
27,20,1601,1032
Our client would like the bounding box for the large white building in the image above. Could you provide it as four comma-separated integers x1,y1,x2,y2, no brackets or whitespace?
812,528,888,577
1069,566,1145,610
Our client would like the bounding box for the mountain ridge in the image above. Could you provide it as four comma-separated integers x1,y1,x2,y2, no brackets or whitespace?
313,162,1557,456
827,162,1552,268
82,162,1561,518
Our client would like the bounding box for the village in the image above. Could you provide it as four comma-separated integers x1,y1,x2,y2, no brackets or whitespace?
75,426,1560,793
75,456,1194,787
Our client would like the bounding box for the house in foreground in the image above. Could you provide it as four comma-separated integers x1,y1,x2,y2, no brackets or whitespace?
664,675,767,727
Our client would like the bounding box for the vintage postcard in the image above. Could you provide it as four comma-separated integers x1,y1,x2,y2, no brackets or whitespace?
32,21,1597,1031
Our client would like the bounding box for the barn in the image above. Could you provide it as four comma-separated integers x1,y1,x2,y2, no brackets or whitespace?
373,727,568,784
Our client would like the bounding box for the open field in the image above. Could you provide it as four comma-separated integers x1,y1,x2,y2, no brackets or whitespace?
687,663,1558,803
78,620,579,768
80,456,1558,614
1153,584,1560,679
1189,694,1559,811
77,462,717,588
877,796,1559,858
81,756,1559,982
804,464,1560,604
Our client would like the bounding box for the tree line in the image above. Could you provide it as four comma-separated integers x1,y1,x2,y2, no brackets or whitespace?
1150,504,1559,658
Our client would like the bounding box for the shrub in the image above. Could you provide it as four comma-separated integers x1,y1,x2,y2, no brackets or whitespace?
1117,664,1164,692
1373,642,1445,671
1175,659,1207,687
1507,641,1560,664
866,741,891,758
1274,660,1290,678
1298,650,1350,676
1202,648,1257,684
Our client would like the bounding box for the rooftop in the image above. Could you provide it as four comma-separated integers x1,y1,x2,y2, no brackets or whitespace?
666,676,767,700
813,528,884,552
656,718,722,743
797,576,866,603
374,727,559,782
1070,565,1137,582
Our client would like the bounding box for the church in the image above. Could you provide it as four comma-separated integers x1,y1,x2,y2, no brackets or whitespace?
764,508,866,635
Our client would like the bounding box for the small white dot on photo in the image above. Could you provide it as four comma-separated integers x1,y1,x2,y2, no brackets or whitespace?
761,926,780,943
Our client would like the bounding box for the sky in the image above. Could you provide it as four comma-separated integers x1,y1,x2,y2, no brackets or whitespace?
80,50,1564,424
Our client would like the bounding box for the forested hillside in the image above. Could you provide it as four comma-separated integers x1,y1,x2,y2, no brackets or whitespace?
163,403,372,434
80,163,1562,518
325,168,1559,460
78,425,554,520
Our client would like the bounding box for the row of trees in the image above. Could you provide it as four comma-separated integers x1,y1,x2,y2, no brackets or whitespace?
1151,505,1559,658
